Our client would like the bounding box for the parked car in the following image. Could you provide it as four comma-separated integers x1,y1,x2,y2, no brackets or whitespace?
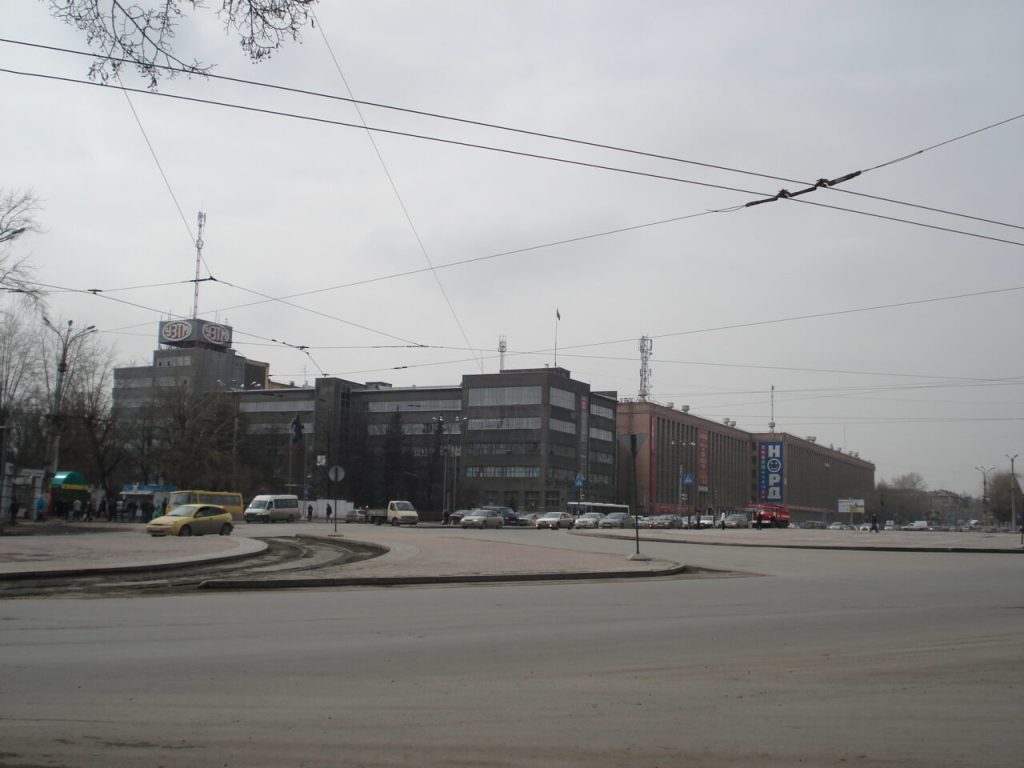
650,514,683,529
447,509,473,526
535,511,574,530
723,513,749,528
516,512,541,525
146,504,233,537
573,512,605,529
902,520,930,531
341,508,366,523
598,512,634,528
695,515,716,529
461,508,504,529
483,506,528,526
799,520,826,530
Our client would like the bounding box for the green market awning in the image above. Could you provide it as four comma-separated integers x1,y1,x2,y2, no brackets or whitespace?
51,471,89,490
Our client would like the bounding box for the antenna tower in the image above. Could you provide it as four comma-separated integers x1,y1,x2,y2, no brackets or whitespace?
638,336,653,401
191,211,206,319
769,384,776,432
498,335,507,372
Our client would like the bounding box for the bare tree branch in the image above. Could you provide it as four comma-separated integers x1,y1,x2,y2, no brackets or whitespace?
0,189,44,301
47,1,318,88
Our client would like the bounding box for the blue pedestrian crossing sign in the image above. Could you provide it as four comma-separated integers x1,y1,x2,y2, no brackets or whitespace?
682,473,694,486
575,474,586,487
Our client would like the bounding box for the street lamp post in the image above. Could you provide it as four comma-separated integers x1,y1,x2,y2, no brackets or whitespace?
974,466,994,526
42,318,96,509
1007,454,1019,544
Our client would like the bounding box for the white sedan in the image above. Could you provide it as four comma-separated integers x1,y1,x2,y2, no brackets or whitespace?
535,511,574,530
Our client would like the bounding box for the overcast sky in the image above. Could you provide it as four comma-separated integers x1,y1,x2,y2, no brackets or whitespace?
3,1,1022,496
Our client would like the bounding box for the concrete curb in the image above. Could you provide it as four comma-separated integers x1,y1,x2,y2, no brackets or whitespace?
0,538,269,581
582,531,1024,555
197,563,692,590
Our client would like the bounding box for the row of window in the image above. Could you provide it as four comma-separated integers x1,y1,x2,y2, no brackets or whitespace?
465,466,542,479
240,400,316,414
367,399,462,413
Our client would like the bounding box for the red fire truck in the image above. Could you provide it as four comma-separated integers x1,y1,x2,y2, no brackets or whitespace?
743,503,791,528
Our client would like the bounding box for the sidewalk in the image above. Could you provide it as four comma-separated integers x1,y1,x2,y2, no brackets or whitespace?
1,522,1018,588
0,525,266,577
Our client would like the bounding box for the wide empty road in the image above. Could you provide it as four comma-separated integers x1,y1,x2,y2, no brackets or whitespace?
1,534,1021,767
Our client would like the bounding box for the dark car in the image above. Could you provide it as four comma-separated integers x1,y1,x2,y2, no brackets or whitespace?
447,509,473,526
483,505,528,527
650,514,683,529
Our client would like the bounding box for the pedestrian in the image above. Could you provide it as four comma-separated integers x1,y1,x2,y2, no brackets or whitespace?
115,498,124,521
870,514,879,533
306,503,313,522
326,503,333,521
98,496,109,522
34,496,44,522
8,498,19,525
756,510,763,530
72,498,82,521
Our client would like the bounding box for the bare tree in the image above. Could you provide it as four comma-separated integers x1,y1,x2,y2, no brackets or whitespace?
60,334,125,496
0,301,42,425
0,189,44,300
47,0,318,88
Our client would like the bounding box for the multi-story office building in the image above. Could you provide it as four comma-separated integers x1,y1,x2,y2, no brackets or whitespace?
619,399,876,519
349,368,619,516
618,399,750,516
749,432,875,521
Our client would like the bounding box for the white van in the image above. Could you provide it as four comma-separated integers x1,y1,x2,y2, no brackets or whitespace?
244,494,300,523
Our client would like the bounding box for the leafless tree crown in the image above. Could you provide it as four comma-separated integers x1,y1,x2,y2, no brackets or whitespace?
47,1,318,88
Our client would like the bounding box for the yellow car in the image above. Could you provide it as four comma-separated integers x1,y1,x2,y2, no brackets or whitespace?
146,504,234,537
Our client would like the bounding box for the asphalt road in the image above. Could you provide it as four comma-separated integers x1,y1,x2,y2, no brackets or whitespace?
1,534,1021,767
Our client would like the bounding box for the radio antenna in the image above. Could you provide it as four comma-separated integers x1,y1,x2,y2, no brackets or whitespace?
192,211,206,319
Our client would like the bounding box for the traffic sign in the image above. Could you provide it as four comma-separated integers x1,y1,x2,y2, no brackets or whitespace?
328,465,345,482
682,473,694,486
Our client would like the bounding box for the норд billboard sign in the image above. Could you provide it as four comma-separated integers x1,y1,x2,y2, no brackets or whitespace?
758,441,784,503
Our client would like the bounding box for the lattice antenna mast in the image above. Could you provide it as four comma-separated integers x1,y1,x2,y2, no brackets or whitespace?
498,335,507,372
638,335,653,401
191,211,206,319
769,384,776,433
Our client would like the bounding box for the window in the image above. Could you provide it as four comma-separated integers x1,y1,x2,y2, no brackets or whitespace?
467,386,542,406
524,491,540,510
240,400,316,413
590,402,614,419
464,466,541,479
464,442,539,455
548,467,578,483
544,491,561,510
591,451,614,465
550,444,576,459
550,418,576,435
468,417,542,431
367,399,462,413
550,387,576,410
589,427,613,442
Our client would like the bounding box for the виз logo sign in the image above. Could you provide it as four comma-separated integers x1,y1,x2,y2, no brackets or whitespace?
201,323,230,345
160,321,193,343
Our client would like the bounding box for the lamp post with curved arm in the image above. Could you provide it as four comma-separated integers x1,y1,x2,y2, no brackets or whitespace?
42,318,96,508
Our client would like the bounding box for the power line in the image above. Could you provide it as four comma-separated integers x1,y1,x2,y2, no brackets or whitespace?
5,65,1019,251
308,11,484,373
5,37,1021,233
